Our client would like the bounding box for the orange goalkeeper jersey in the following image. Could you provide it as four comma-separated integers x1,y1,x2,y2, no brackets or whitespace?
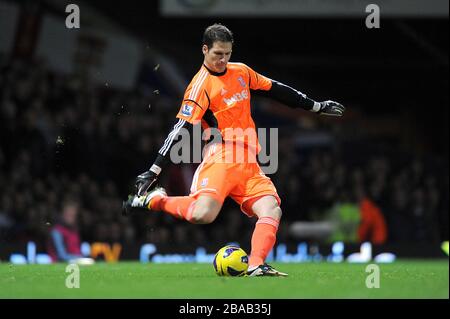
176,62,273,152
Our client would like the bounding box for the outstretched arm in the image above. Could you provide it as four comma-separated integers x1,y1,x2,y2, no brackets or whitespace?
253,80,345,116
135,118,192,196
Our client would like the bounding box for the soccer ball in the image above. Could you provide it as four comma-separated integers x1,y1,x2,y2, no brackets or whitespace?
213,245,249,277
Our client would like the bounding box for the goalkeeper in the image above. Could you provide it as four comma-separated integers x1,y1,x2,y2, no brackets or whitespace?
123,24,344,276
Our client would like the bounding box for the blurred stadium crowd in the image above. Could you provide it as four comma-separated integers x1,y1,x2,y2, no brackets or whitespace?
0,55,448,249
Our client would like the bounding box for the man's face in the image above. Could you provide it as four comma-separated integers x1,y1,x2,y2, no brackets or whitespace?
202,41,232,73
63,204,78,226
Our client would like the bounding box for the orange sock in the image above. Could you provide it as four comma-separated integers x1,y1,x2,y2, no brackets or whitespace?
151,196,196,222
249,216,279,268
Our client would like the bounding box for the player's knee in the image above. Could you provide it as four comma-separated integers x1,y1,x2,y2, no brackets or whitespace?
190,206,217,224
263,204,282,221
252,196,282,220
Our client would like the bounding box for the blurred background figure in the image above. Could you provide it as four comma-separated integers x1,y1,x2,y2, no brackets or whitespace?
47,199,83,262
357,200,387,245
355,185,387,245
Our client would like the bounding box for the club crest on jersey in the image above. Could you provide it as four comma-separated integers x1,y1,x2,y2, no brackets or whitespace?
237,76,246,88
181,104,193,116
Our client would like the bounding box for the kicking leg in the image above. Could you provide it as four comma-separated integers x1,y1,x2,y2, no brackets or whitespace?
124,189,222,224
155,194,222,224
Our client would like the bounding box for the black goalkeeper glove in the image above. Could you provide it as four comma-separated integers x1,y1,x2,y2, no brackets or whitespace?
135,170,158,196
318,100,345,117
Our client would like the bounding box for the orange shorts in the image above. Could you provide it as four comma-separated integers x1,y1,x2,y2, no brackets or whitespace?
189,142,281,217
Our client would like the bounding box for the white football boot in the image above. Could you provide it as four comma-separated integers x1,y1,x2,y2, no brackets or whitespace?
122,187,167,216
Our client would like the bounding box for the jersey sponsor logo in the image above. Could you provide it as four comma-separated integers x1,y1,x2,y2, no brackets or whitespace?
201,178,208,187
223,89,249,106
181,104,193,116
237,76,246,88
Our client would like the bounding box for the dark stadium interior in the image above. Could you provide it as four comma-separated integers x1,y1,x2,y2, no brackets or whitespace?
0,0,448,258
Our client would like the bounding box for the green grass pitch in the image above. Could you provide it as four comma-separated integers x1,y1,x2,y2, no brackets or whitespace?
0,260,447,298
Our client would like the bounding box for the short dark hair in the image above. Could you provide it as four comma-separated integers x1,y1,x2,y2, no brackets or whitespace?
202,23,234,49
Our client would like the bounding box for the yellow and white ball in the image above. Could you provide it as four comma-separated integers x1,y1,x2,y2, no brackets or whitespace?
213,245,249,276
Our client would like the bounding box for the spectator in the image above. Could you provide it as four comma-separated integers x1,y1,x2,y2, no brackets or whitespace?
47,199,83,262
356,186,388,245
